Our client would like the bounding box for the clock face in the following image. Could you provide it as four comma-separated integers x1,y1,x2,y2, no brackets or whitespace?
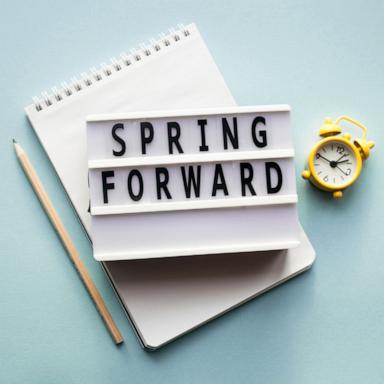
312,140,358,187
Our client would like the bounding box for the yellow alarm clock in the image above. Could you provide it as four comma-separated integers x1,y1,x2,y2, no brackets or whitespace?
302,116,374,199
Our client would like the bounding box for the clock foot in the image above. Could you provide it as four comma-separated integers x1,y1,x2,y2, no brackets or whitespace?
302,170,311,179
333,190,343,199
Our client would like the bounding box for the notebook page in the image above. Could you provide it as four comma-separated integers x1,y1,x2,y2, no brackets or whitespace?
25,23,315,348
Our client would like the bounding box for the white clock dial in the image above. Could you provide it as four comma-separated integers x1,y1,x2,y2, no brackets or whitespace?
313,141,357,187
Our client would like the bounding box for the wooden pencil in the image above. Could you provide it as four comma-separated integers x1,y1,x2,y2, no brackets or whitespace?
13,139,123,345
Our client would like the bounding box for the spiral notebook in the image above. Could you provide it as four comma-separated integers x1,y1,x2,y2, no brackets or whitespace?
25,23,315,349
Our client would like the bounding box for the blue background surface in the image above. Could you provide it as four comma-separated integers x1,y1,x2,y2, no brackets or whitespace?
1,1,383,382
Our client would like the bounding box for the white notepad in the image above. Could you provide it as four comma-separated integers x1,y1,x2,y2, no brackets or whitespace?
25,23,315,349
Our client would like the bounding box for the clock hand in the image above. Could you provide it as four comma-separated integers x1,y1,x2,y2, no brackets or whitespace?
335,154,347,163
336,159,350,164
336,165,348,176
317,153,331,163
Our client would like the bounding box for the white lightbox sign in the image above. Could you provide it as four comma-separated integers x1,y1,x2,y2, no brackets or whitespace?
87,105,300,261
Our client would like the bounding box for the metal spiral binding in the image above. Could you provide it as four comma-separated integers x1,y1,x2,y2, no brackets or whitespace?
32,24,191,112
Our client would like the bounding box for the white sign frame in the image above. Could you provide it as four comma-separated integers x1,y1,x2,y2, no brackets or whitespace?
87,105,300,261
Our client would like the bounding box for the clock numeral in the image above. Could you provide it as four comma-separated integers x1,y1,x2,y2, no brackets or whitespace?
323,175,329,182
346,168,352,176
336,146,344,154
316,153,320,159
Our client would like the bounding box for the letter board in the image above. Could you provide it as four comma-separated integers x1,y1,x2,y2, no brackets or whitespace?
87,105,300,260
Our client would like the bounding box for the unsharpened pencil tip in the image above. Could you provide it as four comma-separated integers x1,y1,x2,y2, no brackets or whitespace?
12,138,17,144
